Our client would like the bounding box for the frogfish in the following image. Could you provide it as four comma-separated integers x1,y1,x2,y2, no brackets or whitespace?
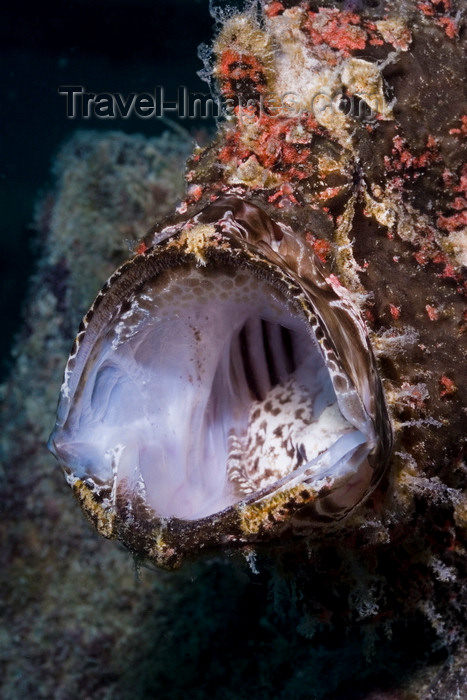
48,0,467,569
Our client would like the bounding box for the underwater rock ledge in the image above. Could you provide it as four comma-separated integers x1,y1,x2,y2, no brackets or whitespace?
0,129,194,699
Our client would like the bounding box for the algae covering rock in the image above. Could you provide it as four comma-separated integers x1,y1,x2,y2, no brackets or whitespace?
0,130,193,699
1,1,467,699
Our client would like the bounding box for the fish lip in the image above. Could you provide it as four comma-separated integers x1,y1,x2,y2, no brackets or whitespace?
49,196,393,567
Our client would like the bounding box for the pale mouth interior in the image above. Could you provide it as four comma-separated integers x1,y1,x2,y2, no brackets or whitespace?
52,263,370,520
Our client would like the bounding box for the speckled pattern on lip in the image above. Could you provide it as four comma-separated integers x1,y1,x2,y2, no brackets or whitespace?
48,0,465,571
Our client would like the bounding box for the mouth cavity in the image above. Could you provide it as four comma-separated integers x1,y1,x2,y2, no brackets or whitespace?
49,248,377,522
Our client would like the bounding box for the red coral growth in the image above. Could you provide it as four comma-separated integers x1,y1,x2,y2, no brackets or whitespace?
437,16,458,38
253,115,314,174
369,37,385,47
268,183,299,206
438,210,467,232
219,109,323,184
417,0,459,38
264,1,284,17
412,237,465,290
304,8,367,61
135,241,148,255
449,115,467,136
438,164,467,233
439,375,457,397
389,304,401,320
425,304,439,321
413,250,429,266
418,0,451,16
306,233,332,263
218,127,252,165
217,49,268,100
385,134,441,179
186,184,204,203
439,262,457,279
316,186,343,201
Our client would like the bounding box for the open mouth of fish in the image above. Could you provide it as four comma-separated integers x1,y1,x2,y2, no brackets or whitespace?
48,197,392,560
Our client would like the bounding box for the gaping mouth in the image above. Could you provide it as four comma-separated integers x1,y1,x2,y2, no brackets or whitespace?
48,197,392,565
50,250,381,521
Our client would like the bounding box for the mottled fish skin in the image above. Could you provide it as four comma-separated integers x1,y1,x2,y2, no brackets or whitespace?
48,0,466,569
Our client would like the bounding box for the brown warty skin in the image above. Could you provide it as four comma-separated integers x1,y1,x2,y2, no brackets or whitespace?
48,0,466,574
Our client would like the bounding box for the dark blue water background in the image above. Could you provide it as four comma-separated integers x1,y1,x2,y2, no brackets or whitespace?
0,0,219,380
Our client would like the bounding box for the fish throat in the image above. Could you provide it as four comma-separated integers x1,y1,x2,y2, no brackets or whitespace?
49,198,391,544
